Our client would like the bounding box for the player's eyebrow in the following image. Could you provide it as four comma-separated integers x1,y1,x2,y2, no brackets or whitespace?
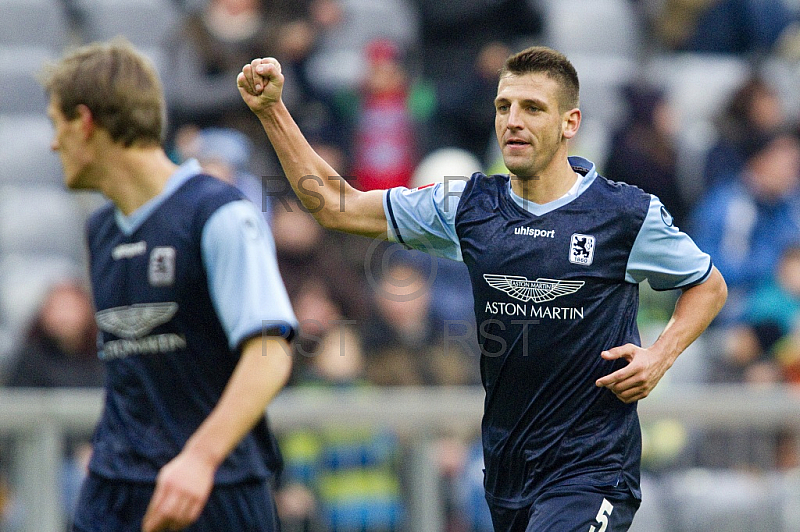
494,96,549,109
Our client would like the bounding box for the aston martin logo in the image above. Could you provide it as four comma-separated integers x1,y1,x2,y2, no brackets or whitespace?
483,274,584,303
95,302,179,339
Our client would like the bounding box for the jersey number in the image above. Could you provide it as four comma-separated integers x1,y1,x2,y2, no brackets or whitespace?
588,498,614,532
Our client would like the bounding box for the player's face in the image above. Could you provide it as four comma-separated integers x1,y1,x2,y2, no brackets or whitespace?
494,72,572,179
47,97,93,190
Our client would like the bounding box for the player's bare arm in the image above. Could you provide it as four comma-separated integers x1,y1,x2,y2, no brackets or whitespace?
142,335,292,532
596,267,727,403
237,57,387,238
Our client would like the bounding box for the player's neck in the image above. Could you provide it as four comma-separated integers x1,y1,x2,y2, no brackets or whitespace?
100,146,179,216
510,159,578,205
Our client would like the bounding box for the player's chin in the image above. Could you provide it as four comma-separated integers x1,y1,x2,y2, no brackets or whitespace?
64,173,91,191
503,159,535,180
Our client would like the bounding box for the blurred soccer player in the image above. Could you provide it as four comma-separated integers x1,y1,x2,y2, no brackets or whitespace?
238,47,727,531
42,39,297,532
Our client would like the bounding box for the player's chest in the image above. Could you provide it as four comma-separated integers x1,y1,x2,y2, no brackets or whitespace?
458,209,633,281
90,228,202,311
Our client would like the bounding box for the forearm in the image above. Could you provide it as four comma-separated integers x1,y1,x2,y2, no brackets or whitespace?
256,101,387,236
258,101,342,212
182,336,292,469
238,58,388,237
595,268,727,402
650,267,728,363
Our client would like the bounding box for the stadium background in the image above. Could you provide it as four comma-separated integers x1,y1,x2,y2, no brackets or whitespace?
2,0,800,530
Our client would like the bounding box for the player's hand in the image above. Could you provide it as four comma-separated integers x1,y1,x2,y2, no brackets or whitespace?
594,343,672,403
237,57,284,116
141,450,215,532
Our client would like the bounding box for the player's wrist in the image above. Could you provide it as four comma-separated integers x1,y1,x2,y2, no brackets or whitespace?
182,436,226,471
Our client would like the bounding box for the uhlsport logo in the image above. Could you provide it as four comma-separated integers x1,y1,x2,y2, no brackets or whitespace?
484,274,584,303
569,233,595,265
514,226,555,238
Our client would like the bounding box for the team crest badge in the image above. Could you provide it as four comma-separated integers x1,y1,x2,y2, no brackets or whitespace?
569,234,595,265
149,246,176,286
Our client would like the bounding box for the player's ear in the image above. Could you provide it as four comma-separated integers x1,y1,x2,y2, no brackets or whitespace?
562,108,580,140
75,104,96,140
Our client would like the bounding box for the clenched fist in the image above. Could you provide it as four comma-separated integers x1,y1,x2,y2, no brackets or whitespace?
237,57,284,116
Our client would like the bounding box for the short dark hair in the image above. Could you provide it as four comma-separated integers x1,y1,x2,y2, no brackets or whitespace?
500,46,580,112
40,38,165,147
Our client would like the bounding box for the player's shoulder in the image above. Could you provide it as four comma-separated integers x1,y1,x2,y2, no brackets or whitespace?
464,171,509,195
591,172,652,209
174,173,247,219
180,173,243,201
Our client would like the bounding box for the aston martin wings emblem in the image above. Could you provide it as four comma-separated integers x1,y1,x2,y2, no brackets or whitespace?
483,274,584,303
95,302,179,339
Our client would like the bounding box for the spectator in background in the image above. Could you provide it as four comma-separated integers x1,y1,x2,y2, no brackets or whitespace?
4,280,104,529
162,0,316,174
690,130,800,323
604,83,688,227
360,256,479,387
684,0,798,56
300,0,419,101
349,39,419,191
434,42,513,164
412,0,543,158
276,324,405,531
287,278,348,383
702,74,786,189
5,280,102,389
174,126,272,223
647,0,799,56
271,203,370,325
643,0,718,52
719,244,800,383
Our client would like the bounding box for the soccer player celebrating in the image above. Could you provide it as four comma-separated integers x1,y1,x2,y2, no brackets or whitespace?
238,47,727,531
42,39,297,532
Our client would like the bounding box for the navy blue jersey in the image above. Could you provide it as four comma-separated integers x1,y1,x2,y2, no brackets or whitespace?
384,157,712,508
86,161,296,484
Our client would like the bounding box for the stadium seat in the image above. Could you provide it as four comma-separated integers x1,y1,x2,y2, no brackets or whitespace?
0,0,72,49
0,184,87,261
643,53,750,125
643,53,750,198
304,0,420,93
77,0,182,48
0,323,18,381
0,114,63,184
662,469,784,531
541,0,643,58
781,471,800,531
628,474,669,532
0,46,56,115
760,57,800,122
567,53,640,132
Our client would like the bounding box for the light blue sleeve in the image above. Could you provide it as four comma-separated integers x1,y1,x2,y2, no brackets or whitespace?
201,200,298,350
626,196,713,290
384,178,467,261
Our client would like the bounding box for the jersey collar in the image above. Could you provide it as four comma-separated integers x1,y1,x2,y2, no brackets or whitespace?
114,159,203,235
507,156,598,216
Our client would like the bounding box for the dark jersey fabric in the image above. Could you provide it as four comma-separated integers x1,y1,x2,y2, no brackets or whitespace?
86,174,281,484
454,167,649,508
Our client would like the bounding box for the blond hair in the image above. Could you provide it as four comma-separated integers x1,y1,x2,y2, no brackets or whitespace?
40,38,165,147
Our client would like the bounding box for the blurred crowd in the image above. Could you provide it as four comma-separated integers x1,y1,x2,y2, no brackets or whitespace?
4,0,800,530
